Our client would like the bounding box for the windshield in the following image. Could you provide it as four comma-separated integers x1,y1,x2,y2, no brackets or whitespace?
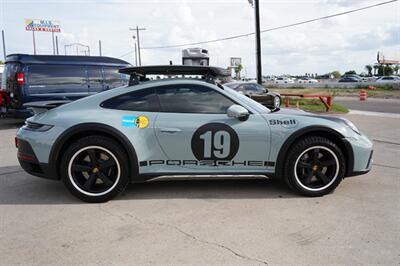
222,85,271,114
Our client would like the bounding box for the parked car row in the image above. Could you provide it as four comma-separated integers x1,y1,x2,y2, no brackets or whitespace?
339,75,400,83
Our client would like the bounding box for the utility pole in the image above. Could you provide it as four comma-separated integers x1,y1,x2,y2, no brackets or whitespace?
253,0,262,84
1,30,6,61
132,36,138,66
129,26,146,66
99,40,102,56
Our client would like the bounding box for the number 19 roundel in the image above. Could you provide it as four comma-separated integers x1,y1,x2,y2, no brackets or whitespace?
191,123,239,161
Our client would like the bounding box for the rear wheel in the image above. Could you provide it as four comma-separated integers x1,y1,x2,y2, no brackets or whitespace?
284,136,345,196
60,136,130,202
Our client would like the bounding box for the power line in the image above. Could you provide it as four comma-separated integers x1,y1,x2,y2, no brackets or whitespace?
117,0,397,58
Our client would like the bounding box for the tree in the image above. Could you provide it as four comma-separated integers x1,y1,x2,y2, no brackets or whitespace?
378,65,394,76
373,65,379,76
365,65,373,76
393,65,399,75
344,70,357,75
0,60,4,64
234,64,243,80
331,71,341,79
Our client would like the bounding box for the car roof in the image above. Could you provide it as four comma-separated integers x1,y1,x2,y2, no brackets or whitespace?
224,81,258,85
120,65,230,77
5,54,131,67
119,65,231,86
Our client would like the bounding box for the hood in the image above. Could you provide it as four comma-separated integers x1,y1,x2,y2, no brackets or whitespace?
273,108,309,115
272,108,347,124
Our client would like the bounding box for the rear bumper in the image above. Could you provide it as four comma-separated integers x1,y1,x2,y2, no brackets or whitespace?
7,108,33,119
17,138,57,180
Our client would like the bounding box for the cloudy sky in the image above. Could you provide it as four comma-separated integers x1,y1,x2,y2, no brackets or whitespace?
0,0,399,77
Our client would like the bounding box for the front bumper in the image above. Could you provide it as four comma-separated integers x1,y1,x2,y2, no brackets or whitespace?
345,133,373,177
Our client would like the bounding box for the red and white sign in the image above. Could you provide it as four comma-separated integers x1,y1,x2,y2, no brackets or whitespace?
25,19,61,32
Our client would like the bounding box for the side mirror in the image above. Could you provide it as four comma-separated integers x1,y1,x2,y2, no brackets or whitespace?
227,105,249,121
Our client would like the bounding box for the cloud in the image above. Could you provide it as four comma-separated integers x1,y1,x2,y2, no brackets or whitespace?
1,0,398,76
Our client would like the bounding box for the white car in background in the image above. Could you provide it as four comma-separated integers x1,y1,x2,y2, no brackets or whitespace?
298,77,319,83
275,77,295,84
376,76,400,83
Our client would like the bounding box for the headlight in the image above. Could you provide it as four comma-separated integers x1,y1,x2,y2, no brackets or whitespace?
341,118,360,135
274,96,281,109
22,121,53,132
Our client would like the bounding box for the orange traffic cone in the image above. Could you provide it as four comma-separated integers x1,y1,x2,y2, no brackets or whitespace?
360,89,367,101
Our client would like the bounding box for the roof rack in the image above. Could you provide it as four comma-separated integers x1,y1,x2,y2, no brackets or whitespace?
119,65,231,86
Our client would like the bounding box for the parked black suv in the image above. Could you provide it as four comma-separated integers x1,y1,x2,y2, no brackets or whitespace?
1,54,131,118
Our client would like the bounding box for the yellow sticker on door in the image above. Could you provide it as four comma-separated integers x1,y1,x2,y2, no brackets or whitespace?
122,115,149,129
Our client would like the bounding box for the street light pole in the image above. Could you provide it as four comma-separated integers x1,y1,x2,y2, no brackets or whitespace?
254,0,262,84
129,26,146,66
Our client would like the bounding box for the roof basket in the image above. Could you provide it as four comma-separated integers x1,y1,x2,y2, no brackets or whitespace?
119,65,231,86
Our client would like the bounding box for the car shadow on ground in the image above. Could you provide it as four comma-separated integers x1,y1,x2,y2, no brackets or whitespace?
0,166,300,205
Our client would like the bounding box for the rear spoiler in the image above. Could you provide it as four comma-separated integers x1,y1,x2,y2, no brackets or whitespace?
24,100,71,114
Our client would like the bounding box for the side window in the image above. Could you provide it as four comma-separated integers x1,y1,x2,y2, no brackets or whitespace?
103,67,127,89
157,84,235,114
236,85,246,92
100,88,159,112
243,84,259,91
28,65,86,86
87,66,103,85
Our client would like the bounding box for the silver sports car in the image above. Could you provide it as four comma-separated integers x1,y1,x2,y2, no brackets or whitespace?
16,66,373,202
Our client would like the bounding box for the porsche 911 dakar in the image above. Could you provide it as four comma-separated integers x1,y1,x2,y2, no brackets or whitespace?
15,66,373,202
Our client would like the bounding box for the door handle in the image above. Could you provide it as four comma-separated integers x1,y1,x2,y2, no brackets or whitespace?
160,127,181,133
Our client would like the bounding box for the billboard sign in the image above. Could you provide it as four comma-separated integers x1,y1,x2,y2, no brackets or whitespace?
25,19,61,32
230,57,242,67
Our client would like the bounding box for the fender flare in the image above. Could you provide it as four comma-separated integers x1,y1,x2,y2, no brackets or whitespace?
47,123,139,180
274,126,354,178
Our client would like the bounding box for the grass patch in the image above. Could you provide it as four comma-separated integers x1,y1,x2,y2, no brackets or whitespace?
284,98,349,113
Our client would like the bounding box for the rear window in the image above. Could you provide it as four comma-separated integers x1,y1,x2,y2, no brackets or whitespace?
103,67,129,89
28,65,86,86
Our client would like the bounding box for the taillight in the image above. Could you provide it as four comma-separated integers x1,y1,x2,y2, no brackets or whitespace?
17,72,25,85
15,137,19,148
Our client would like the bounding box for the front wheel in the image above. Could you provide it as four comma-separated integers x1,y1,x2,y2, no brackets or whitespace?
60,136,130,203
284,136,345,196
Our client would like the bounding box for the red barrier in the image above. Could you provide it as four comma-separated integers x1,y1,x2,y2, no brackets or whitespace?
280,93,332,112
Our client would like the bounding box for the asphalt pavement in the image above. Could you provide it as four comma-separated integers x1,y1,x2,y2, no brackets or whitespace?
335,97,400,114
0,114,399,265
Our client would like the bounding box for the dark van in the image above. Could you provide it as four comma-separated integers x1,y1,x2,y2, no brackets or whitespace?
0,54,131,118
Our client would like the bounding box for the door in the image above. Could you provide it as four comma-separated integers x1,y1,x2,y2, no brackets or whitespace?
154,84,270,173
87,66,104,94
